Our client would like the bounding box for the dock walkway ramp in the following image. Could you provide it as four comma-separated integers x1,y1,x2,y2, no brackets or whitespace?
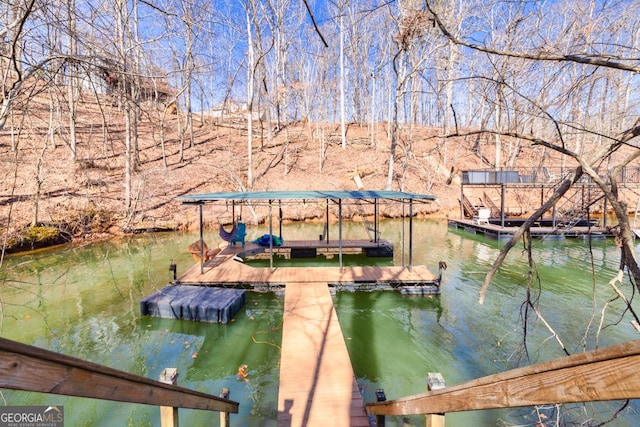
277,282,369,426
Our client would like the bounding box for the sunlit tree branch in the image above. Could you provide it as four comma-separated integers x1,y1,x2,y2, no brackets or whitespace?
424,1,640,73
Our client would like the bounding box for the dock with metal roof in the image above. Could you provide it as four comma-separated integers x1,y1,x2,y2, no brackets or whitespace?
177,189,437,272
141,189,442,423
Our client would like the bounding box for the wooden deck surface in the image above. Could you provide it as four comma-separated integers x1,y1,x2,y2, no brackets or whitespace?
277,282,369,426
448,218,614,240
276,238,392,249
177,242,438,287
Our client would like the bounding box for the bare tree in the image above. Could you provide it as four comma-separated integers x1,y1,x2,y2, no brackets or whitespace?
245,0,258,187
424,0,640,300
385,1,433,189
0,0,41,131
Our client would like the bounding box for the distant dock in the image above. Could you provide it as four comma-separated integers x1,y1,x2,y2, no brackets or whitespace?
448,218,614,240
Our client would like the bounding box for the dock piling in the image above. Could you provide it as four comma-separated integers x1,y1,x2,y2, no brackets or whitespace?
375,388,386,426
159,368,179,427
220,388,230,427
169,260,177,282
426,373,446,427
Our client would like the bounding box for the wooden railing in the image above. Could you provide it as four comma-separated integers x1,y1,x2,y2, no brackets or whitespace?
366,340,640,424
0,338,238,425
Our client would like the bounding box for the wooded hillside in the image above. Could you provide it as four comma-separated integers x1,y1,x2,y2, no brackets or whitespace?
2,0,640,253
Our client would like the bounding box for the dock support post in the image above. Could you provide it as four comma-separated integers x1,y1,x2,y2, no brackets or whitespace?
199,203,204,274
220,387,230,427
375,388,386,426
325,199,330,243
408,198,413,271
426,373,446,427
500,183,506,228
338,199,343,273
269,200,274,272
159,368,179,427
460,184,464,219
374,199,379,243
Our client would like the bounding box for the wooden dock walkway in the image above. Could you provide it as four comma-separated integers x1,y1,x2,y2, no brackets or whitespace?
277,282,369,426
162,242,441,424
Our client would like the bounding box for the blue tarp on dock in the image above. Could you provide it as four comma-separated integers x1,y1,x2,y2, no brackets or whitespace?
140,285,245,323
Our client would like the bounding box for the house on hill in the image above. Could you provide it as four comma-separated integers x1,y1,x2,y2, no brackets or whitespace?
77,56,174,107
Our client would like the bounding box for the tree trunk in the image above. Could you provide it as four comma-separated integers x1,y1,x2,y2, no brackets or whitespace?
339,13,346,149
246,4,255,187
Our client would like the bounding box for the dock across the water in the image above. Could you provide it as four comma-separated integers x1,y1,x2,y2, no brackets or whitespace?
448,218,614,240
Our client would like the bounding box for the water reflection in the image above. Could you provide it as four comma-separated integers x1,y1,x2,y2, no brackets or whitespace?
2,220,639,426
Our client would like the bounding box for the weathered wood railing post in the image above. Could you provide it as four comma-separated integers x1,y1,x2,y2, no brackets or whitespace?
159,368,180,427
375,388,386,426
426,372,446,427
220,387,231,427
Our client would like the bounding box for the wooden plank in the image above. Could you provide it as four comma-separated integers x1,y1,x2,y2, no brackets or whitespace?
277,282,369,426
0,338,238,414
366,339,640,416
176,243,439,287
277,238,393,249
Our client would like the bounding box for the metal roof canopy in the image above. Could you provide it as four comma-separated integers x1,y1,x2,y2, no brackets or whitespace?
176,190,436,204
178,190,437,273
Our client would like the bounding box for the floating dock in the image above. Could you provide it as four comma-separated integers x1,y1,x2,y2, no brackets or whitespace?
139,238,441,323
176,241,441,294
448,218,614,240
265,238,394,258
140,285,245,323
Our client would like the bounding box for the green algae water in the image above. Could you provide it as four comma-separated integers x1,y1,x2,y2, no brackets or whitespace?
0,233,283,426
2,220,639,425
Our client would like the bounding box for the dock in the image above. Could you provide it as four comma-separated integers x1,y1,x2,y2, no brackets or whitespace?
277,282,369,426
266,238,394,258
160,189,441,423
139,243,429,424
176,241,441,292
448,218,615,240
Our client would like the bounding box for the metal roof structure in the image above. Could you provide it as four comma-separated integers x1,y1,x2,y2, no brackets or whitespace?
180,190,437,272
176,190,437,204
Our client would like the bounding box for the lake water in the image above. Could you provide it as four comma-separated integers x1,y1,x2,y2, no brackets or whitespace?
1,219,638,426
